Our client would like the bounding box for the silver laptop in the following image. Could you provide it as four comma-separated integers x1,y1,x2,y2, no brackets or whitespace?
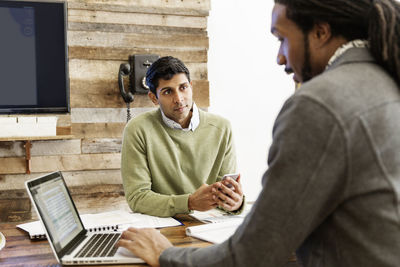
25,171,144,265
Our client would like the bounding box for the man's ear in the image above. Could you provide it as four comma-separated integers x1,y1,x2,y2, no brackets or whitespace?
309,22,332,48
148,91,159,105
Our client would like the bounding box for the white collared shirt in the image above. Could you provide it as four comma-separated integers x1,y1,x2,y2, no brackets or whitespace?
160,102,200,131
326,39,369,69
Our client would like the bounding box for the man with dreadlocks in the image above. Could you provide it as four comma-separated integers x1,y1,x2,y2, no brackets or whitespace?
116,1,400,266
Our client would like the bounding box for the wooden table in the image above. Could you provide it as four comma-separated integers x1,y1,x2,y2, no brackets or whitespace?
0,214,210,267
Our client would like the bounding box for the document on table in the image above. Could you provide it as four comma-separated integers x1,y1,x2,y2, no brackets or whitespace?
17,210,182,239
189,203,252,223
186,219,244,244
186,203,252,243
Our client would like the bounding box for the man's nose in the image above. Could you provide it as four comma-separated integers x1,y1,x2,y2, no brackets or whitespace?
277,54,286,65
173,91,184,103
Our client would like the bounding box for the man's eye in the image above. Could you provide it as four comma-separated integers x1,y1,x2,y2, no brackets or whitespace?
163,90,171,95
181,85,188,90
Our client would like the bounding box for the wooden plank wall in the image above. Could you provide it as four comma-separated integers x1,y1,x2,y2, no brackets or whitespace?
0,0,210,222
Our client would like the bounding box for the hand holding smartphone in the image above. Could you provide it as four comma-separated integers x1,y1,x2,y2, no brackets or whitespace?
222,173,240,188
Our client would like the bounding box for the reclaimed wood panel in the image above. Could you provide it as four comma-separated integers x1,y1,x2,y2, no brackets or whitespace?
0,184,123,201
68,22,207,36
71,107,154,123
0,153,121,174
67,1,210,16
70,91,152,109
70,79,209,108
66,0,211,13
68,9,207,29
0,157,25,174
30,153,121,173
70,79,208,96
0,141,23,157
69,60,208,81
68,31,208,49
81,138,122,154
0,169,123,191
69,46,207,62
0,139,81,157
71,123,126,138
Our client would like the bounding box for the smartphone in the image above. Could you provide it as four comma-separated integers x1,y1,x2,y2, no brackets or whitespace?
222,173,240,188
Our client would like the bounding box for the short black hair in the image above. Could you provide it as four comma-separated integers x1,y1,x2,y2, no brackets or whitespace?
145,56,191,96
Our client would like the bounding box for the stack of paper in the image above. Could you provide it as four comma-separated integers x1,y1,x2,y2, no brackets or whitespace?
186,219,244,244
186,204,252,243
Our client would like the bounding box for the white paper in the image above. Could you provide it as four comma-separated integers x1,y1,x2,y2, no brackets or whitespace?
189,203,252,223
17,210,182,239
186,219,244,244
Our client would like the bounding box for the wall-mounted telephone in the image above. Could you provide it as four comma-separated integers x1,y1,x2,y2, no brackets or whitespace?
118,54,159,121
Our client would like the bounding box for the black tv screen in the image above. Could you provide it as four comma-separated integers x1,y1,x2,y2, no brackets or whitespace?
0,0,69,114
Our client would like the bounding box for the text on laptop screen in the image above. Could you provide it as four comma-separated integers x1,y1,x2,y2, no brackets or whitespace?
30,174,84,252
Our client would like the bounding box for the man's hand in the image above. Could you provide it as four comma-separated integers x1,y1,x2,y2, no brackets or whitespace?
116,227,173,267
212,175,243,211
188,183,218,211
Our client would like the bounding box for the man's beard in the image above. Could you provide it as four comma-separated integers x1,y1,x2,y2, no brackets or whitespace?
301,34,313,82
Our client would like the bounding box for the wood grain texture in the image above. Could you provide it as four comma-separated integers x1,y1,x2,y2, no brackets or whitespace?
71,123,126,138
69,59,208,81
81,138,122,154
0,139,81,157
71,107,154,123
0,153,121,174
68,22,207,36
69,46,207,62
67,1,210,16
0,169,123,191
68,9,207,29
68,31,208,49
0,157,25,174
66,0,211,13
70,79,209,108
30,153,121,173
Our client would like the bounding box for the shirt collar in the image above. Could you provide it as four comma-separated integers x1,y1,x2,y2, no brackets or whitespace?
160,102,200,132
326,39,369,70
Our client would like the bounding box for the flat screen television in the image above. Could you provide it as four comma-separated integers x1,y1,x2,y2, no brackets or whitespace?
0,0,69,114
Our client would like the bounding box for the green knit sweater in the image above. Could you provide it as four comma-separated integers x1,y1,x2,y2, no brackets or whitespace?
121,109,237,217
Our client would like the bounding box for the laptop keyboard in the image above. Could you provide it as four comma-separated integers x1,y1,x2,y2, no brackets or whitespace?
75,233,121,258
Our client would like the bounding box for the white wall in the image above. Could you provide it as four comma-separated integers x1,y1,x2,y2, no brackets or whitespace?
208,0,294,200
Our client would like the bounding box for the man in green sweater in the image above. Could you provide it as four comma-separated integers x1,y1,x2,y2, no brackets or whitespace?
121,56,244,217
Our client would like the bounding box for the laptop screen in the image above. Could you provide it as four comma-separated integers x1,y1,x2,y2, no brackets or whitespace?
27,172,84,253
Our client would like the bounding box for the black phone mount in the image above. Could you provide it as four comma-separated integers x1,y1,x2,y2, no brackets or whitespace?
118,54,159,122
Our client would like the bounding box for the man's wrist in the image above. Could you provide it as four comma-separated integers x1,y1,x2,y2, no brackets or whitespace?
188,194,193,210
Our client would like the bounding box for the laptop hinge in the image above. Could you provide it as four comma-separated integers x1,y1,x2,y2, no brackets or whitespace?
60,230,88,257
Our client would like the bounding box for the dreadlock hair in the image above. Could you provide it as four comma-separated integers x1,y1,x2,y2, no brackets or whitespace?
145,56,191,96
274,0,400,86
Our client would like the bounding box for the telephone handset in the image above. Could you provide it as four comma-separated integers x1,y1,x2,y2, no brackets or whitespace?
118,63,134,103
118,54,159,121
